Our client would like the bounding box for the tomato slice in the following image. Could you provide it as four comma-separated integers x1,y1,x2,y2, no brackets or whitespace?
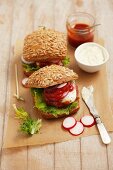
43,82,78,108
44,82,68,101
44,82,75,102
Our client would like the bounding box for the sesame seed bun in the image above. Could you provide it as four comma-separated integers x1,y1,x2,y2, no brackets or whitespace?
23,28,67,62
26,65,78,88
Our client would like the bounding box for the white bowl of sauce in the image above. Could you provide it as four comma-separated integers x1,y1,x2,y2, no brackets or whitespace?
74,42,109,73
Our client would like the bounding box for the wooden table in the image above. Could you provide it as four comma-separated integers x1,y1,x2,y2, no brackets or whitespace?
0,0,113,169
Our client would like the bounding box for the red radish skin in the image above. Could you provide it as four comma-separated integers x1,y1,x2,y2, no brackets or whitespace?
62,117,77,130
80,115,95,128
69,121,84,136
22,78,28,88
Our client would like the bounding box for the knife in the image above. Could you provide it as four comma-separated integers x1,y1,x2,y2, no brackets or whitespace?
81,86,111,144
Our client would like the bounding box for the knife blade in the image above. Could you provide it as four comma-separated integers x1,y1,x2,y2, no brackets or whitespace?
81,86,111,144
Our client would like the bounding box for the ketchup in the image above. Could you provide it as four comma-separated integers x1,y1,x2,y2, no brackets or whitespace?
44,82,75,108
67,23,94,48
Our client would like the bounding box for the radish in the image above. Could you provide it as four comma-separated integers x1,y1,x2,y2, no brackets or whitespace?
62,117,76,130
69,121,84,136
80,115,95,127
57,83,67,89
21,56,34,64
22,78,28,88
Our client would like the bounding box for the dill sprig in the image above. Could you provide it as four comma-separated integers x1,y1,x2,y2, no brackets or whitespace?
13,104,42,135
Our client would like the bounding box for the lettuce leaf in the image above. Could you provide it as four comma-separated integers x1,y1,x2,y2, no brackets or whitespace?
22,63,40,72
20,118,42,135
62,56,70,66
22,56,69,72
13,104,29,120
13,104,42,135
31,88,79,117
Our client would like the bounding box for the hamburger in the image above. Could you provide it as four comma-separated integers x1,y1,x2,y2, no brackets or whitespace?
26,65,79,119
22,27,69,76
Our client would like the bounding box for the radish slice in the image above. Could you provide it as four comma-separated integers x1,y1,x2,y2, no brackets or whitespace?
21,56,34,64
80,115,95,127
57,83,67,89
69,121,84,136
62,117,76,130
22,78,28,87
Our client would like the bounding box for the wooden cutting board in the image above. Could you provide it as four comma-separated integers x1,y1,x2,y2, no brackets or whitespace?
3,38,113,148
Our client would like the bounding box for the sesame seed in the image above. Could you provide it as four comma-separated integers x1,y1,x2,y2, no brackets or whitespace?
23,28,67,62
26,65,78,88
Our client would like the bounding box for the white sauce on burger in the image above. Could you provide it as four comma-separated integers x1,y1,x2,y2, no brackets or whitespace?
61,88,76,104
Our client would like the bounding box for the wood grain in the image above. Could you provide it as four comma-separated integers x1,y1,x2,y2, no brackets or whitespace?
54,1,81,169
28,1,55,170
71,1,110,170
53,1,82,169
0,0,13,149
28,145,54,170
0,1,14,169
1,148,27,170
81,136,108,170
54,1,111,170
93,1,113,169
0,0,113,170
1,0,33,170
107,134,113,170
34,0,55,29
55,140,81,170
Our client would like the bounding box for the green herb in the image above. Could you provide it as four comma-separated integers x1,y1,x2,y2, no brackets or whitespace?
22,63,40,72
62,56,70,66
31,88,79,118
13,104,29,120
13,104,42,135
20,118,42,135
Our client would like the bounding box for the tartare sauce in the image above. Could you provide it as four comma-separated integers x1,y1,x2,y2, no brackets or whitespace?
77,45,106,65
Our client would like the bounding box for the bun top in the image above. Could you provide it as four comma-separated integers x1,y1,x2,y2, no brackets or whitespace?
26,65,78,88
23,28,67,62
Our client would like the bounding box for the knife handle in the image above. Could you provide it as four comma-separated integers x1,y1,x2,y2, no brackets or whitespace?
95,117,111,144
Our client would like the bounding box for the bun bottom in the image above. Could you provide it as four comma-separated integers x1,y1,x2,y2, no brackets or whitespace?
35,98,80,119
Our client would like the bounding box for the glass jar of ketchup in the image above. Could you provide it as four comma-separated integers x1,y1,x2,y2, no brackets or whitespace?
66,12,95,48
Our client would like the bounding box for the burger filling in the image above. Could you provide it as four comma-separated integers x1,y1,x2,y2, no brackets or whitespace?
44,81,77,108
36,59,62,67
31,81,79,117
36,56,70,67
22,56,70,75
22,63,40,73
